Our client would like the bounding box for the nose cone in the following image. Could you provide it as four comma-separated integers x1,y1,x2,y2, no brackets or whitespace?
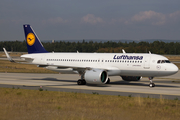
164,63,179,76
170,64,179,75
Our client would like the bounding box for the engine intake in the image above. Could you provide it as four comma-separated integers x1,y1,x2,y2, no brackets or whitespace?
121,76,142,81
84,69,108,84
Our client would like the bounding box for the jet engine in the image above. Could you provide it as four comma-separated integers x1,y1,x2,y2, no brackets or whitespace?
121,76,142,81
84,69,108,84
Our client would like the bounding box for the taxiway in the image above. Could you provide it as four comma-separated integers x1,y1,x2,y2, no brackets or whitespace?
0,71,180,99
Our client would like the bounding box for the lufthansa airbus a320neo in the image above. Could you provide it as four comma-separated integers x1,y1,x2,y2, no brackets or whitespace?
3,24,179,87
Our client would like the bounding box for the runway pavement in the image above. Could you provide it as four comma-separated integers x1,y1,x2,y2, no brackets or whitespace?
0,71,180,99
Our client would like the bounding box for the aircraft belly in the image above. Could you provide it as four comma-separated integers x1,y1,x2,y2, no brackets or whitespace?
120,70,157,77
107,70,121,76
120,70,177,77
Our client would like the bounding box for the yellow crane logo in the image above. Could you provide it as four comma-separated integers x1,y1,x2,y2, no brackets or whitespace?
27,33,35,46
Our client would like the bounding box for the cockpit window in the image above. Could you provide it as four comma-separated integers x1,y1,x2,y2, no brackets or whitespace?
157,60,161,63
157,60,171,64
161,60,165,63
165,60,171,63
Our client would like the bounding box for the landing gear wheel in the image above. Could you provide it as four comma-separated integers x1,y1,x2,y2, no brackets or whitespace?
77,79,86,85
149,83,155,88
149,77,155,88
105,78,110,84
77,79,82,85
82,79,86,85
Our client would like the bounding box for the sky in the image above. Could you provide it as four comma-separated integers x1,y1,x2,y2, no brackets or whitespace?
1,0,180,41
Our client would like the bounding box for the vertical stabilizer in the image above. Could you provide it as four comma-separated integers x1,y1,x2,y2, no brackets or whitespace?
23,24,48,54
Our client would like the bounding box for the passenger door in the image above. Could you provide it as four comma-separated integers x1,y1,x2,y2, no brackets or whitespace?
144,56,151,69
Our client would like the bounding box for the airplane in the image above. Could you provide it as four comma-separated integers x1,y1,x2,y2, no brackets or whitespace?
3,24,179,87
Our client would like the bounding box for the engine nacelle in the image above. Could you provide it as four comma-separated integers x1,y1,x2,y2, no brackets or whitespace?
121,76,142,81
84,69,108,84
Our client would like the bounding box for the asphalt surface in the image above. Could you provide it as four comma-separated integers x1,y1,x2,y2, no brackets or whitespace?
0,71,180,100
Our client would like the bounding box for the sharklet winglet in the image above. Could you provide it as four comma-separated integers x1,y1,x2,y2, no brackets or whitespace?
3,48,15,62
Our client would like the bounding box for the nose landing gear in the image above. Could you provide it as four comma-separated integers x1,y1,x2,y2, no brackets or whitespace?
149,77,155,87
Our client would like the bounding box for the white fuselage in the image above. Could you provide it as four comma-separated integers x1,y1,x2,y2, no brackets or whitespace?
21,52,179,77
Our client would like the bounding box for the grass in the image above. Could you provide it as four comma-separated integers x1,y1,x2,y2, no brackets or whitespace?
0,87,180,120
0,53,180,119
0,60,57,73
0,52,58,73
165,55,180,68
165,55,180,62
0,52,26,57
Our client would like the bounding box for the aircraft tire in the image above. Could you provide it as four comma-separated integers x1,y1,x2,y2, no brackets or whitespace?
105,78,110,84
77,79,86,85
77,79,83,85
82,79,86,85
149,83,155,87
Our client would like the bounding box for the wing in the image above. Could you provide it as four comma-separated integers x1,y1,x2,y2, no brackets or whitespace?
3,48,15,62
3,48,32,64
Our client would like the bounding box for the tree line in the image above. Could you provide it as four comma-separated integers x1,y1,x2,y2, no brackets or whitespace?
0,40,180,55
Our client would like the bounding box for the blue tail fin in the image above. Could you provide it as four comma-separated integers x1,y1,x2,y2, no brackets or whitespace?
23,24,48,54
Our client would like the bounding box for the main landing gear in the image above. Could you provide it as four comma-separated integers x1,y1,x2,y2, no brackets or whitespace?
149,77,155,87
105,78,110,84
77,73,86,85
77,79,86,85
